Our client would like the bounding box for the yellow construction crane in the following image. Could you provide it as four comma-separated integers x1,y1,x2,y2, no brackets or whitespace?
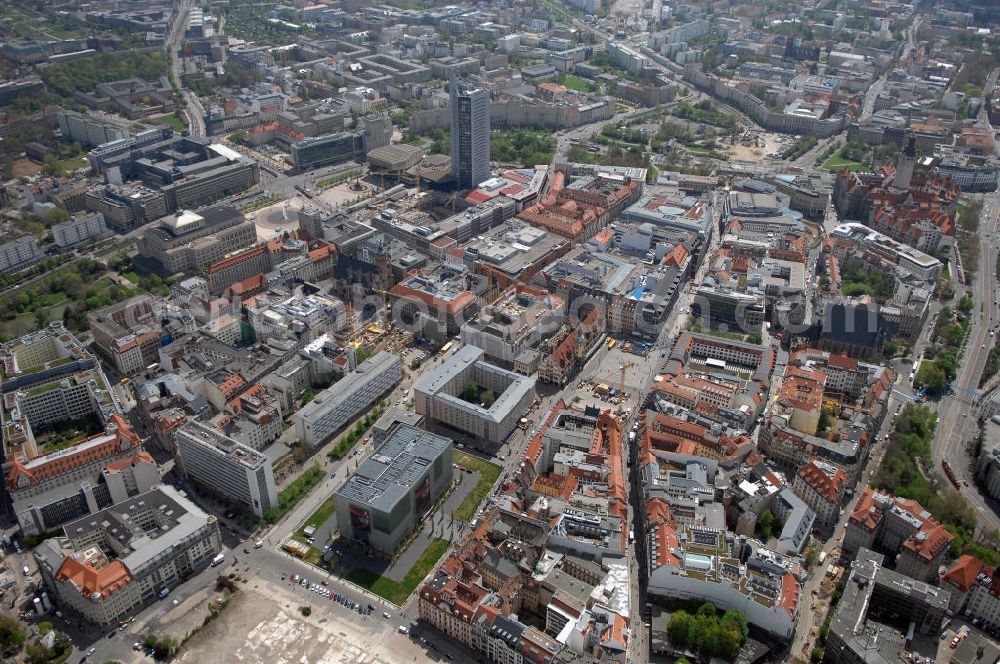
617,361,636,413
373,288,392,329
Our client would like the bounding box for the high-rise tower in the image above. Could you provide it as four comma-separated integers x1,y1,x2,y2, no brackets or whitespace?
449,75,491,190
892,135,916,193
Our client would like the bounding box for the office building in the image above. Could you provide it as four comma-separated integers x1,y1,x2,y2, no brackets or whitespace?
975,437,1000,501
941,555,1000,629
138,207,256,277
33,485,222,625
56,110,129,148
460,287,564,367
413,345,535,445
691,286,766,333
450,76,491,190
87,295,162,377
51,212,109,248
85,184,169,233
173,421,277,518
390,262,486,342
792,460,847,531
645,516,802,640
334,423,452,556
290,132,365,170
294,351,402,448
88,133,259,222
843,488,953,583
6,416,157,536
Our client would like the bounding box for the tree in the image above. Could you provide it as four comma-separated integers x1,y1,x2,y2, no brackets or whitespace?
667,610,695,645
53,631,71,653
818,406,833,433
757,509,775,541
42,207,70,226
916,361,949,394
41,153,66,178
0,616,25,654
461,379,479,402
481,390,496,408
34,308,49,330
25,643,53,664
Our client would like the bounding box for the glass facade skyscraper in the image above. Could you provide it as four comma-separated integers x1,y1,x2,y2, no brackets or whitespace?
449,76,490,190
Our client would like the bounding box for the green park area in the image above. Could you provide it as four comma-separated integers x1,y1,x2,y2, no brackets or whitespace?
263,465,324,524
344,538,449,605
876,404,1000,565
839,256,894,297
296,496,336,541
560,75,596,92
452,450,502,521
822,154,867,172
154,113,187,132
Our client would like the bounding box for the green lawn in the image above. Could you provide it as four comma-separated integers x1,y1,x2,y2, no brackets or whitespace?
263,465,324,523
344,538,449,605
119,271,140,284
296,496,336,540
562,75,594,92
452,451,501,521
59,156,90,173
154,113,186,132
822,155,867,172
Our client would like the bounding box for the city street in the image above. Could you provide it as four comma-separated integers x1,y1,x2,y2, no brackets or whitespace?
931,190,1000,533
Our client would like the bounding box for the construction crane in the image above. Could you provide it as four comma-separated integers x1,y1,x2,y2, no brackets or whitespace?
617,361,636,413
373,288,392,330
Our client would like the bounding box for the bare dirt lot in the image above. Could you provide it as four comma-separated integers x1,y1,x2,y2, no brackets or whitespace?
172,581,424,664
11,158,42,177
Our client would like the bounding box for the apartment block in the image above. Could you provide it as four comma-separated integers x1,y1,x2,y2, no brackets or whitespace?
0,236,41,274
1,325,120,461
51,212,109,248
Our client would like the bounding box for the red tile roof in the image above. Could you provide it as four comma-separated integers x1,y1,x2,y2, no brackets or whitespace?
942,555,993,593
797,461,847,503
56,556,132,600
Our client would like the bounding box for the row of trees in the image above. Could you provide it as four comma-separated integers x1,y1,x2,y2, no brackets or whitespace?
668,602,749,660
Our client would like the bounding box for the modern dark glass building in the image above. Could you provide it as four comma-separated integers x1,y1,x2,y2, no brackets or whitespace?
449,76,490,190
